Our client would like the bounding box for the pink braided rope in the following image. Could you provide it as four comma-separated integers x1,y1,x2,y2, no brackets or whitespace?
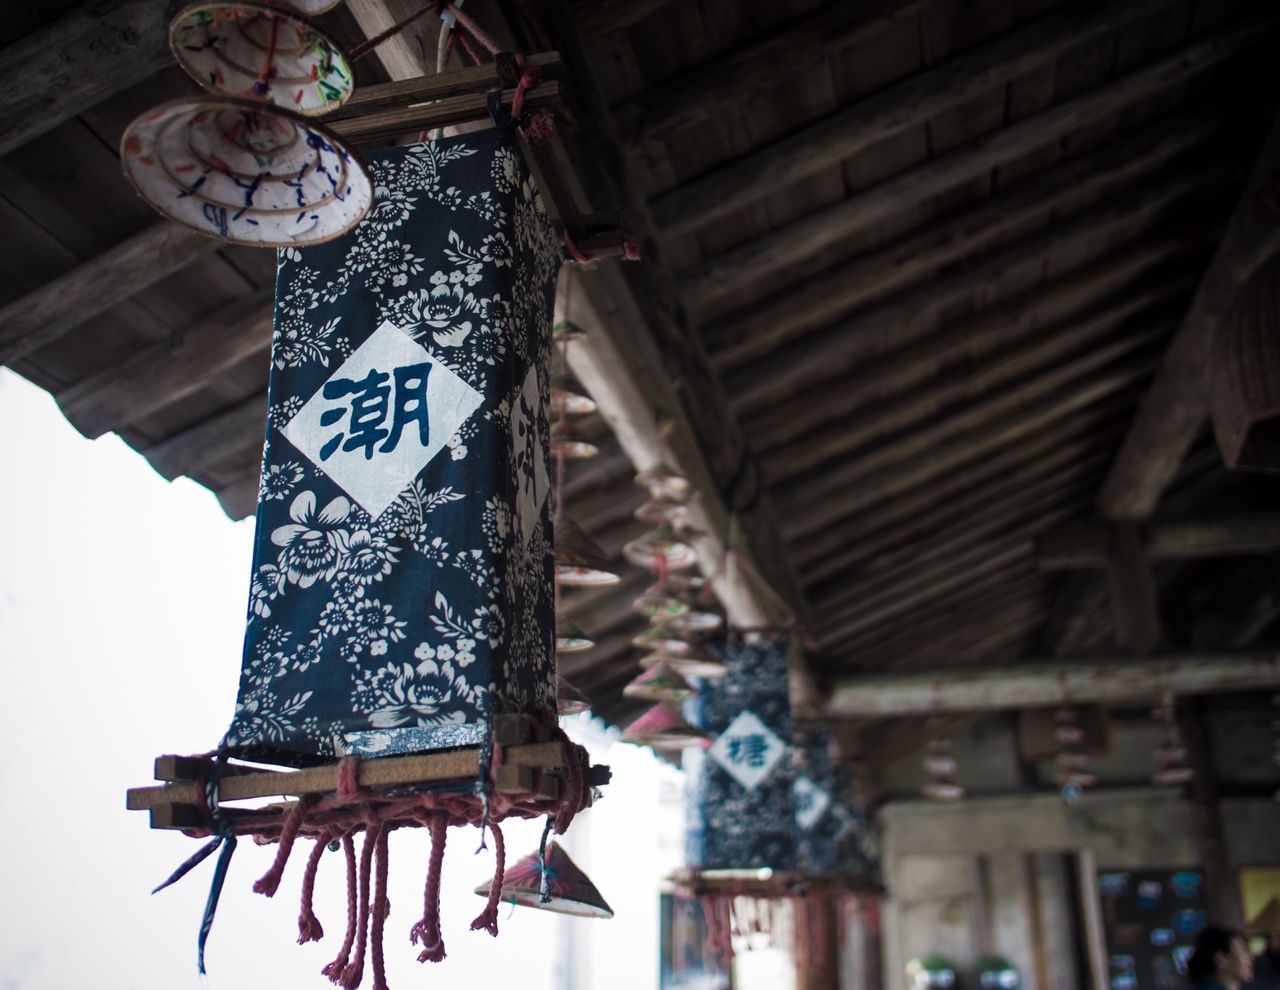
469,821,505,936
410,816,448,963
321,833,358,982
338,823,380,989
297,832,331,944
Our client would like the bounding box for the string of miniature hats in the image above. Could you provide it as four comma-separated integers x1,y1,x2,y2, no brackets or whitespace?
621,466,732,750
550,308,619,717
122,2,375,247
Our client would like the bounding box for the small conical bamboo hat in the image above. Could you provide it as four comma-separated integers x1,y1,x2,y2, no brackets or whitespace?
555,513,619,587
170,3,354,114
121,97,371,247
556,675,591,715
474,842,613,919
622,662,696,702
621,703,709,750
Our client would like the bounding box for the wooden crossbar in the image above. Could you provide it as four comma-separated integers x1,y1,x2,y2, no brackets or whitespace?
126,740,568,812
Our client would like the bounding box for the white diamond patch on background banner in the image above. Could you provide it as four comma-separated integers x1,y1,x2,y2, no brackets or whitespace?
793,774,831,831
708,709,787,791
283,320,483,518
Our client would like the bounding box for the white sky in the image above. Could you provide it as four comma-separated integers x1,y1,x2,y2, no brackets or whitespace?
0,368,678,990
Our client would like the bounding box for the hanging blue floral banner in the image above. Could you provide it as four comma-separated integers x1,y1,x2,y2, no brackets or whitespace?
224,124,560,766
685,636,795,871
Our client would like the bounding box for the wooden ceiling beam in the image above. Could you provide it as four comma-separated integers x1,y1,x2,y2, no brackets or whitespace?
569,0,677,38
763,269,1194,486
0,223,220,369
826,653,1280,717
778,330,1168,538
143,390,266,482
1038,514,1280,569
812,451,1108,612
701,107,1222,363
793,394,1134,583
651,0,1184,237
818,506,1077,645
804,443,1110,591
745,231,1205,455
727,165,1215,417
827,580,1042,669
0,0,184,158
56,290,273,438
614,0,936,146
1095,110,1280,519
676,14,1269,311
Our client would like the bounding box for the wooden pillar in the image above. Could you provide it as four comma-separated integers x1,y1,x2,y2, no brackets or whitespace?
794,892,841,990
1178,699,1243,928
1105,523,1163,652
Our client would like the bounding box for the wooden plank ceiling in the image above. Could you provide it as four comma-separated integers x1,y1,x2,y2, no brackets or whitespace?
4,0,1280,745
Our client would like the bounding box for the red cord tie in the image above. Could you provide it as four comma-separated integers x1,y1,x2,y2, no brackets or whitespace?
254,794,317,897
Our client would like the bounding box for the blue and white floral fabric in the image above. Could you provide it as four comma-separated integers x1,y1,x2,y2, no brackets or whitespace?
685,637,796,871
792,729,879,879
225,126,560,766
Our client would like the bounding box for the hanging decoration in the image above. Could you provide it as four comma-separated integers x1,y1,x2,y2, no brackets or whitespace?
169,4,355,114
920,722,965,802
1151,692,1194,786
120,97,372,248
123,2,635,977
555,512,620,588
474,841,613,918
621,703,711,750
1052,706,1097,802
623,661,697,702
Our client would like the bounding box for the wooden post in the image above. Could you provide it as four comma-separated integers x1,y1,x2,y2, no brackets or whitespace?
1106,523,1163,653
1178,699,1243,929
794,892,840,990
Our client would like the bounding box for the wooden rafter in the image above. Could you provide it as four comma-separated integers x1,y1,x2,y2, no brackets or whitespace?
827,653,1280,716
0,223,220,368
0,0,184,158
1038,514,1280,569
1096,110,1280,518
676,14,1268,312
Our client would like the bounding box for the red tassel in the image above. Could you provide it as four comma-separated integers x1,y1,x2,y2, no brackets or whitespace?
297,834,329,943
469,821,505,937
255,795,315,897
339,824,380,989
369,825,392,990
321,834,358,982
410,816,448,963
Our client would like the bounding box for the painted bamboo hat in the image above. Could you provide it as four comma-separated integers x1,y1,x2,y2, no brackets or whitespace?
170,3,354,114
622,529,699,572
120,97,371,247
638,646,727,680
474,842,613,919
635,465,692,503
556,675,591,716
556,616,594,654
554,513,619,587
621,703,709,750
622,661,696,702
550,375,598,416
551,420,599,460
